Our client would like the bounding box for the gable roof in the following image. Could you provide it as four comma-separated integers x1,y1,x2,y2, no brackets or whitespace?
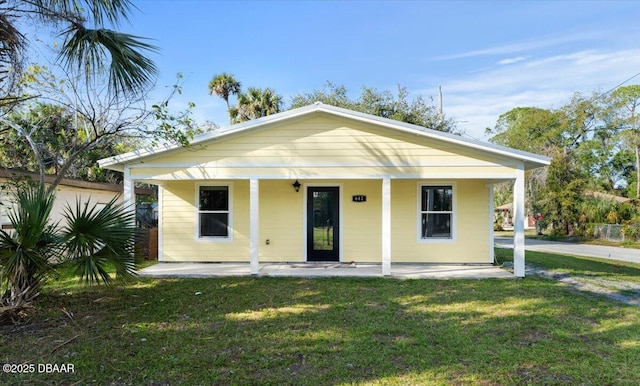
98,102,551,171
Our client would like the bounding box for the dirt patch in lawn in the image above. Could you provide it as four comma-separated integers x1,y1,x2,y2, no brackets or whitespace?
530,266,640,306
504,262,640,307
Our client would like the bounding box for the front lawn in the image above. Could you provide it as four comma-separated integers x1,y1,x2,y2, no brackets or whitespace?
1,257,639,385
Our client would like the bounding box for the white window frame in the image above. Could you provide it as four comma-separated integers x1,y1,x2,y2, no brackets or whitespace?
195,182,233,242
417,182,456,243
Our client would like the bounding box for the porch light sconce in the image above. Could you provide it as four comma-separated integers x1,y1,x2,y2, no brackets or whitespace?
292,179,301,193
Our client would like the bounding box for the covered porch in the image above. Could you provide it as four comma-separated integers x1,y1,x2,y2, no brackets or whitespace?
121,173,528,278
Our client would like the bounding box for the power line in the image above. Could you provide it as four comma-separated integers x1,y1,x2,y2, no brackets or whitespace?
591,72,640,102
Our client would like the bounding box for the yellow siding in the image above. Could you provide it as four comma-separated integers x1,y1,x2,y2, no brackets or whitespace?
253,179,383,263
161,180,250,262
342,180,382,262
390,179,490,263
134,115,517,181
258,180,304,262
160,179,490,263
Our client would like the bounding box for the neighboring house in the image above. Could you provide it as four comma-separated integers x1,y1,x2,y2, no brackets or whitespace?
0,169,153,230
495,203,537,229
495,191,635,230
98,103,550,277
585,191,633,204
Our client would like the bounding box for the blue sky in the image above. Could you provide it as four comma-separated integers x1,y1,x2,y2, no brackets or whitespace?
63,1,640,140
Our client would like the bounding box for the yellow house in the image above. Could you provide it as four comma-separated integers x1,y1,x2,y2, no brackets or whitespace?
98,103,550,277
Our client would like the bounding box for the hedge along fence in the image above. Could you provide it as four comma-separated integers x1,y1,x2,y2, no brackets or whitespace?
591,223,640,242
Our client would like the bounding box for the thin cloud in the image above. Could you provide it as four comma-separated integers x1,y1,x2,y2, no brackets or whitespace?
426,48,640,140
433,31,603,61
497,56,527,65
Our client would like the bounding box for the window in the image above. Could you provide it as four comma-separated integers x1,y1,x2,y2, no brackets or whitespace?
420,185,453,239
198,185,231,238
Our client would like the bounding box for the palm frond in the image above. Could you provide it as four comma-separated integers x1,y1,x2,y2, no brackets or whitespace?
28,0,134,26
0,184,60,300
61,195,137,285
87,0,135,27
0,13,26,98
58,26,158,95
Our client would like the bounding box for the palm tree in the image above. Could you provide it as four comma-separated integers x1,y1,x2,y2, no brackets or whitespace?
208,72,242,123
230,87,283,123
0,183,136,323
0,0,157,103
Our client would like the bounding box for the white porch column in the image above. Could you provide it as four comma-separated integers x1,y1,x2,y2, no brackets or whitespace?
513,163,526,277
382,177,391,276
488,183,495,264
157,183,164,262
249,178,260,275
123,166,135,213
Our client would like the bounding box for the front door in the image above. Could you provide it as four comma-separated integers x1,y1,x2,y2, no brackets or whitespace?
307,187,339,261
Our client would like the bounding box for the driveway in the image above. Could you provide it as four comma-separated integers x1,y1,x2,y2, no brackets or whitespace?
495,236,640,264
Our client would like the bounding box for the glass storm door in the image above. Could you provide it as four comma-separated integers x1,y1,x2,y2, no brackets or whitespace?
307,187,339,261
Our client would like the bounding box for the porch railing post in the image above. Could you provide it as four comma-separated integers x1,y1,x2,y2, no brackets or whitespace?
382,177,391,276
513,164,526,277
250,178,259,275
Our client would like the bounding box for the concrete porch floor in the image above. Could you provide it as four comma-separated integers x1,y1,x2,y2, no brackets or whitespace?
139,262,513,279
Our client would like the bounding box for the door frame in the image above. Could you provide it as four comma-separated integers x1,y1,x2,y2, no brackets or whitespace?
303,182,343,262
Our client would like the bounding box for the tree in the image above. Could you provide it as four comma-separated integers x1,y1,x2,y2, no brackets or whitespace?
486,107,562,156
0,102,132,184
230,87,283,123
290,81,352,109
0,183,136,323
537,151,587,235
487,91,632,235
291,82,459,134
486,107,561,222
0,67,201,193
610,85,640,198
0,0,157,107
208,72,241,123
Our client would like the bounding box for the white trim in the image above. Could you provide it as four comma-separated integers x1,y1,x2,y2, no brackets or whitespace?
158,185,164,262
381,177,391,276
249,179,259,275
489,184,495,264
123,167,134,212
302,186,307,261
302,182,343,262
127,172,521,181
195,182,234,243
513,163,526,277
126,161,520,169
416,182,457,243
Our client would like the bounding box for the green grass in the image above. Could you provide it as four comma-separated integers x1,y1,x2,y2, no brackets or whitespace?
496,248,640,284
2,258,640,385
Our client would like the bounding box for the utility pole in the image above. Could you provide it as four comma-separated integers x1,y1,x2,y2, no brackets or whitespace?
437,85,443,123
